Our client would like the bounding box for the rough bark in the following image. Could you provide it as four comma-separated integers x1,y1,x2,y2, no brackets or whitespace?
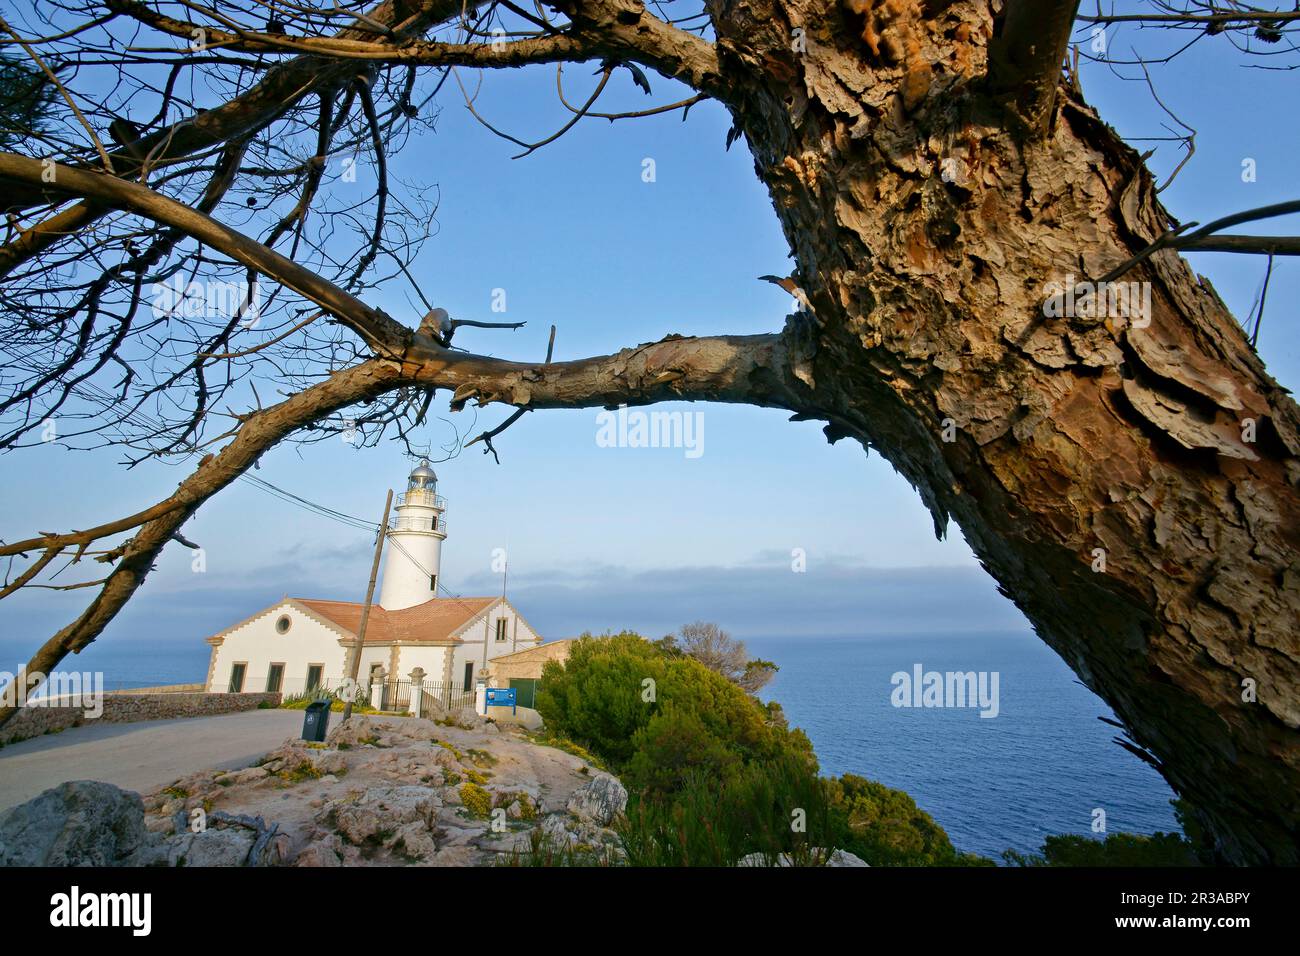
705,0,1299,863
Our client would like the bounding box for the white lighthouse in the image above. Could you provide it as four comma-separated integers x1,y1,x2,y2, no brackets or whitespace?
378,459,447,610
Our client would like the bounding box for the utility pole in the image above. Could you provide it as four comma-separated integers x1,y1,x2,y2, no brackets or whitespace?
343,489,392,722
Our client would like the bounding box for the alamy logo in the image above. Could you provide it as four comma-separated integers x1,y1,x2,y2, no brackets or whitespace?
50,886,151,936
0,670,103,718
890,664,1000,718
1041,274,1151,329
151,275,262,325
595,404,704,459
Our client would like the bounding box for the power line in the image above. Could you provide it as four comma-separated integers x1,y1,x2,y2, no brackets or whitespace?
6,369,382,534
386,534,462,598
7,362,471,599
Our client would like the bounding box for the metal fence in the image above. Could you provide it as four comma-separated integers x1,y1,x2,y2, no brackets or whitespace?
276,676,474,714
418,681,475,714
207,673,476,714
356,679,471,713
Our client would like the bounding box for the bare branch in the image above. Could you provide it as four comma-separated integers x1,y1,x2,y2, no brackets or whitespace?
0,153,413,355
1095,198,1300,284
988,0,1082,133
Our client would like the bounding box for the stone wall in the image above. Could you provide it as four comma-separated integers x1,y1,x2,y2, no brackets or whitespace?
483,639,575,683
0,692,281,746
108,683,205,696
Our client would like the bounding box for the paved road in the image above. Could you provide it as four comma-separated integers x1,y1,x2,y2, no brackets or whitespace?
0,709,304,812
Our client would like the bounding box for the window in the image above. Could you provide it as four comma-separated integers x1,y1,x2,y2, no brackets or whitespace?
429,574,437,592
306,664,323,693
463,662,474,690
431,516,438,531
229,663,246,693
266,663,284,693
275,615,291,634
495,618,508,642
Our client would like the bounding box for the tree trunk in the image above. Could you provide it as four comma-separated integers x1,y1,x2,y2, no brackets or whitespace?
710,0,1300,863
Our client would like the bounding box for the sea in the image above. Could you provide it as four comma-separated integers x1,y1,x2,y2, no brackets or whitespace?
2,630,1182,861
749,632,1183,861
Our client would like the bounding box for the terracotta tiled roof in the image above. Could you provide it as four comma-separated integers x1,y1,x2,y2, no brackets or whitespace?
294,596,497,644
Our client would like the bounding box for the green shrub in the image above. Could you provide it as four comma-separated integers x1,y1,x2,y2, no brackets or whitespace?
826,774,990,866
492,791,538,820
536,632,816,788
278,760,324,784
536,633,667,764
623,705,742,798
619,756,845,867
460,782,491,819
538,631,979,868
1002,831,1198,867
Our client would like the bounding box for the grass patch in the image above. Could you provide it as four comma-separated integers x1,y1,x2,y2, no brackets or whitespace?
277,760,324,783
493,791,538,821
433,739,463,760
497,829,618,867
526,731,606,771
279,693,382,715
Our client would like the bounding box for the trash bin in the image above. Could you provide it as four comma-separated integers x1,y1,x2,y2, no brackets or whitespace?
302,699,331,742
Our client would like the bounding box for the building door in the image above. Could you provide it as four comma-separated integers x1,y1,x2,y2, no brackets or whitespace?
229,663,246,693
266,664,284,693
306,664,323,694
463,661,473,690
509,678,538,709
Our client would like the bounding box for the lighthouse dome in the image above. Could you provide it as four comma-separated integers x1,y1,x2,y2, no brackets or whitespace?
406,459,438,494
409,460,437,482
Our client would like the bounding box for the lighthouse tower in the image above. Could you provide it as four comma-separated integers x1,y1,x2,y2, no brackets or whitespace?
379,460,447,610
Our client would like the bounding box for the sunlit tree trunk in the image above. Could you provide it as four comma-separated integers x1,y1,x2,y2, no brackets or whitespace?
711,0,1300,864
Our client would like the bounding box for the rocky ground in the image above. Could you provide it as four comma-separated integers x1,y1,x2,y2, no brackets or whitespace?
1,709,628,867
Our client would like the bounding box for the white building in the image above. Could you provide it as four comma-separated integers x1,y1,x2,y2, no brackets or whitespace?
204,461,542,703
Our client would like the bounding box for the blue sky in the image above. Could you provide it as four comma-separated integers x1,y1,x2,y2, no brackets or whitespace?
1,14,1296,670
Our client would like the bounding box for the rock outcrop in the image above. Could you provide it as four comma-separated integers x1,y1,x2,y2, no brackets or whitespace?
565,773,628,827
0,780,286,867
0,780,148,866
737,849,870,867
125,714,621,866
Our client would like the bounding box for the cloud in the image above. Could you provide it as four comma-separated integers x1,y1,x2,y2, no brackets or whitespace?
0,555,1030,668
456,559,1030,641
